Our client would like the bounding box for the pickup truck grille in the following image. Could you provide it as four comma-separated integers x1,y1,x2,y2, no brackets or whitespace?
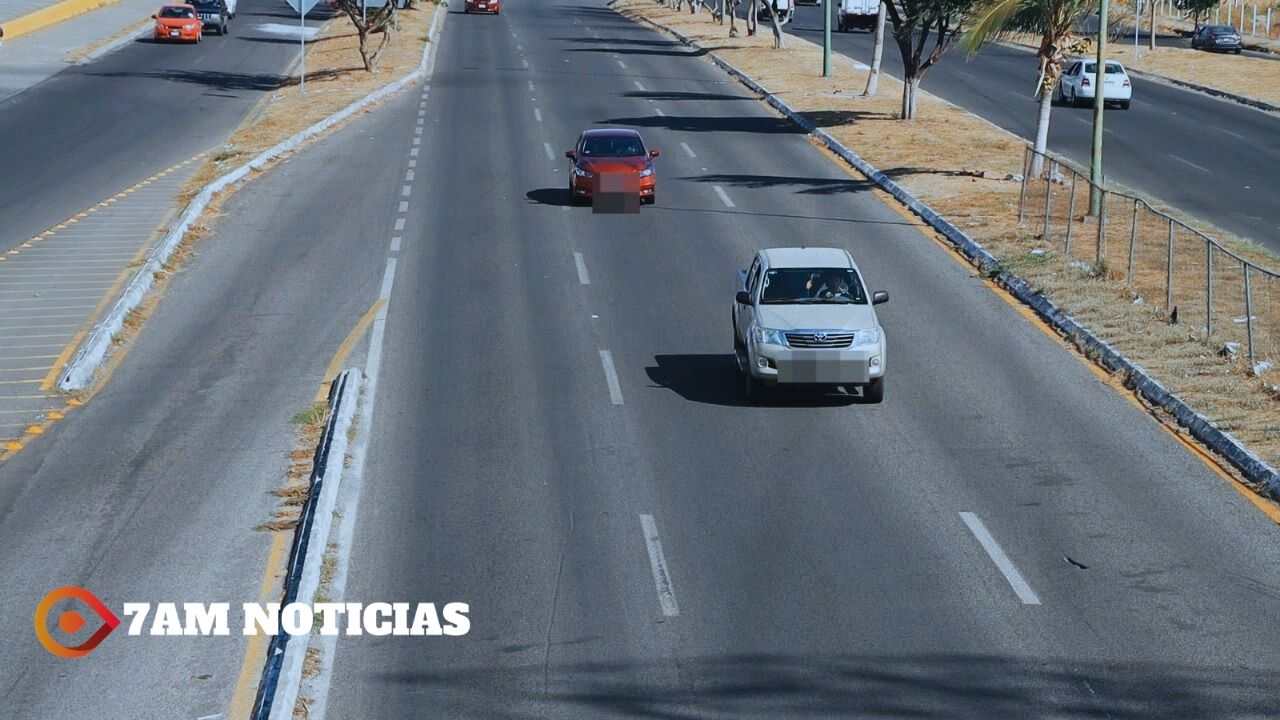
785,331,853,348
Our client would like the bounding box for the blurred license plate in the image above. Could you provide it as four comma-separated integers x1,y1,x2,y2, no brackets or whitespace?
170,29,180,36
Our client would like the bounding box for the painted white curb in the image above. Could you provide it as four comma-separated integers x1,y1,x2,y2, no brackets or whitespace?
58,3,448,391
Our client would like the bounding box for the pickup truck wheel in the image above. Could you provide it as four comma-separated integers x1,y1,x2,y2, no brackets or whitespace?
862,377,884,404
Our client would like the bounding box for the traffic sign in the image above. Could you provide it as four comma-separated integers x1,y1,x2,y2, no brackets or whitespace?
285,0,323,16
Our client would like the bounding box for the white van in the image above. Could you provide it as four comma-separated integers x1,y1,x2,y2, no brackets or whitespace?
837,0,879,31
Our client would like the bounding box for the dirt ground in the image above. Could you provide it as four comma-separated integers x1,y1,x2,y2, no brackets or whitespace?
616,0,1280,480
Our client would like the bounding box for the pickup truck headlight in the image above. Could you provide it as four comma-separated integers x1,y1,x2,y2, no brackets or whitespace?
638,166,654,177
573,167,592,177
852,328,880,346
752,326,787,346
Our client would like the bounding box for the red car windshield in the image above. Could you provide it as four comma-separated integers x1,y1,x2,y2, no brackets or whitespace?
581,136,645,158
160,6,195,17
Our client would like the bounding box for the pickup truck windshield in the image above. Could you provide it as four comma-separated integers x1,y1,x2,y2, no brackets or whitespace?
760,268,866,304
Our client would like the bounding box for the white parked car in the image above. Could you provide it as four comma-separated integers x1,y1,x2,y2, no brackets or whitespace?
732,247,889,403
1054,59,1132,109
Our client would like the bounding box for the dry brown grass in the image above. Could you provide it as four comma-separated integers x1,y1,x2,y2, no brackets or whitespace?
617,0,1280,474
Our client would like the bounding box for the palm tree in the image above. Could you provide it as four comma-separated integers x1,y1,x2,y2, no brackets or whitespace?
960,0,1097,175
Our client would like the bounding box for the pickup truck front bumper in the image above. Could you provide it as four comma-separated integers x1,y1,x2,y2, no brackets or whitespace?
741,342,885,385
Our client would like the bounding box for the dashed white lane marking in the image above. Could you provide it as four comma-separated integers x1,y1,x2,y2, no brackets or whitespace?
522,58,529,68
401,185,412,197
414,126,423,135
959,512,1042,606
389,237,402,253
544,142,556,160
617,59,626,69
654,107,665,116
398,201,409,213
633,80,646,91
405,170,415,181
598,350,623,405
408,159,417,168
413,137,421,146
712,185,735,208
680,142,696,158
528,80,536,91
573,252,590,285
411,147,419,157
1171,155,1211,173
1216,126,1246,141
517,43,523,50
639,514,680,617
418,109,426,117
534,107,543,122
395,218,406,231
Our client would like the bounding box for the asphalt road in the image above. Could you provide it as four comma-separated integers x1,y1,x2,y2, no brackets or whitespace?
783,5,1280,251
0,0,325,253
316,1,1280,718
0,84,415,717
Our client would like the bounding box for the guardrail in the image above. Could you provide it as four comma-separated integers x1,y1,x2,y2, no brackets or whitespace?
1017,145,1279,372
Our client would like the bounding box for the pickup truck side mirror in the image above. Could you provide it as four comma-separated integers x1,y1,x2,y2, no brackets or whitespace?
872,290,889,305
564,150,576,160
735,290,752,305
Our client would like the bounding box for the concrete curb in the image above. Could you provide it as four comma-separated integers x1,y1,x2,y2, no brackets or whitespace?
1123,65,1280,115
250,368,361,720
618,6,1280,501
1,0,118,39
57,3,447,392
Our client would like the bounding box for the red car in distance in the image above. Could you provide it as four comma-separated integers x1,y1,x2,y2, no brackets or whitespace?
464,0,499,14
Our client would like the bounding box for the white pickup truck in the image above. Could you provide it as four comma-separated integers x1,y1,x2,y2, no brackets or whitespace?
732,247,889,403
837,0,879,32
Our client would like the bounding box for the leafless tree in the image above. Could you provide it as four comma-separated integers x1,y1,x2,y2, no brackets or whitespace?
332,0,398,72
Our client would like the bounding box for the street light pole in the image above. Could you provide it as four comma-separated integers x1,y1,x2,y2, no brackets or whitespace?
1090,0,1109,213
823,0,832,76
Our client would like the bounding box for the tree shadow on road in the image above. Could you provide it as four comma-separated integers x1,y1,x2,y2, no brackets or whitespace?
600,114,802,134
622,90,752,102
370,650,1280,718
678,173,875,195
86,66,361,91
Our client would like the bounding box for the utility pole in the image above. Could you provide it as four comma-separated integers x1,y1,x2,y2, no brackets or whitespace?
1090,0,1109,214
823,0,832,76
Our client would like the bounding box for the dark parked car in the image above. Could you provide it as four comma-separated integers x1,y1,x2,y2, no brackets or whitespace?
191,0,229,35
1191,24,1243,53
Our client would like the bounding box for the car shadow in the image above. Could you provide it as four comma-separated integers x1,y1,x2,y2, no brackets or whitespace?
645,354,862,408
526,188,575,207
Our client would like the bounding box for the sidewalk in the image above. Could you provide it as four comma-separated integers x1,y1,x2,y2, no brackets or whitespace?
0,0,157,101
0,0,67,26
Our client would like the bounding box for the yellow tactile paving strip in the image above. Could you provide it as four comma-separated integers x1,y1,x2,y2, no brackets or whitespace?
0,154,203,460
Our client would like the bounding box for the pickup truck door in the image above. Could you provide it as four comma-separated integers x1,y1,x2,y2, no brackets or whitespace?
735,256,761,344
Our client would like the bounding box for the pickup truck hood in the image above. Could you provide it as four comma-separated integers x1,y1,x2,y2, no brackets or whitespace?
756,304,877,331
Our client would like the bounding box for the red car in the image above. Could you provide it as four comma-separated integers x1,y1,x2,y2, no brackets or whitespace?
464,0,499,13
565,129,660,205
153,3,202,42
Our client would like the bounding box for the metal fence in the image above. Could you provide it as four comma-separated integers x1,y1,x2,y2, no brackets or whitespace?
1016,146,1279,371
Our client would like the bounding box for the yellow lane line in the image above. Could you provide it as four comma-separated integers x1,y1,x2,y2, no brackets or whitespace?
40,331,87,391
315,299,385,403
225,523,289,718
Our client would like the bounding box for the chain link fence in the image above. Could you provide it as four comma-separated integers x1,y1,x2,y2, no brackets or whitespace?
1017,146,1279,372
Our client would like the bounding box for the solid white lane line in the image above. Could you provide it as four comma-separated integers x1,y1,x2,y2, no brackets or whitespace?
639,514,680,617
1171,155,1211,173
617,59,626,69
398,201,409,212
405,170,415,181
379,258,397,299
402,185,412,197
389,237,402,253
599,350,623,405
534,107,543,122
680,142,696,158
633,80,646,91
959,512,1042,606
654,107,665,116
573,252,590,285
544,142,556,160
395,218,406,231
712,185,735,208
